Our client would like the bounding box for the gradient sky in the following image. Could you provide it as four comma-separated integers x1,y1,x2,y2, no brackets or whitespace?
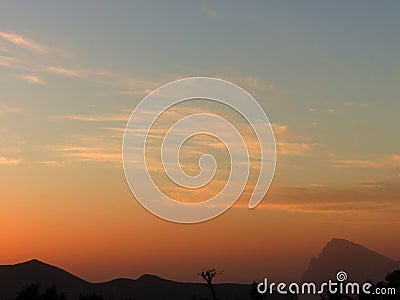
1,1,399,283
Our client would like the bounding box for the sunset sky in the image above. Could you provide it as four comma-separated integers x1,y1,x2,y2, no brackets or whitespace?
1,1,400,284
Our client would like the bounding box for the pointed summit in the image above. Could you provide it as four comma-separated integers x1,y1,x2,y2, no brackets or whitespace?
302,238,400,284
22,258,46,265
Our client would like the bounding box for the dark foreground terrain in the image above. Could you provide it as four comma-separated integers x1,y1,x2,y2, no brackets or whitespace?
2,238,399,300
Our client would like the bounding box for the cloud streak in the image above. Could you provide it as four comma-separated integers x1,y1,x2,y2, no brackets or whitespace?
55,146,121,163
0,103,22,115
277,142,313,156
0,156,21,165
255,183,400,216
18,74,44,84
0,32,43,52
48,134,121,164
331,155,400,169
46,66,83,78
0,55,21,67
54,111,130,122
0,31,160,94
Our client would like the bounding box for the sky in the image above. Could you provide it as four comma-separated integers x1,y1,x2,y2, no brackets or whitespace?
1,1,400,283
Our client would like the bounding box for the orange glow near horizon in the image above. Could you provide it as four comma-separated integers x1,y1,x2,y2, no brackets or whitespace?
1,158,400,283
1,10,400,285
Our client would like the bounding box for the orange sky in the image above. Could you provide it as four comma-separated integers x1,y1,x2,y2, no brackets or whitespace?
1,156,399,283
1,1,400,284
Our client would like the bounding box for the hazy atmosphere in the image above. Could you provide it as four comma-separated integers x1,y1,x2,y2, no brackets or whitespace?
1,1,399,284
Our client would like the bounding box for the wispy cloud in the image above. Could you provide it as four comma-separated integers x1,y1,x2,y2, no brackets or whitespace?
0,32,43,52
0,55,20,67
240,75,276,92
120,89,153,96
332,159,381,168
0,31,160,94
46,66,82,78
356,180,389,189
199,5,219,19
331,155,400,169
55,146,121,163
344,101,369,109
48,134,121,164
54,111,130,122
0,156,21,165
271,123,288,137
0,124,24,167
389,154,400,162
18,74,44,84
31,160,66,167
1,32,279,99
0,102,22,115
277,142,313,156
256,183,400,216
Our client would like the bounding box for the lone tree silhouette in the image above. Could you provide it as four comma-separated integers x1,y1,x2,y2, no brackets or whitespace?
198,268,223,300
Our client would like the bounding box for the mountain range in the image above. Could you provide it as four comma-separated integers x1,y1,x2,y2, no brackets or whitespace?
0,259,293,300
1,238,398,300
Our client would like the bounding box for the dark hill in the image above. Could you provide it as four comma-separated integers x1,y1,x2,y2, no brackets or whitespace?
0,260,293,300
301,238,400,284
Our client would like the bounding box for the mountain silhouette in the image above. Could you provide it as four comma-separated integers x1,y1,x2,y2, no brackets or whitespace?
2,238,398,300
301,238,400,284
0,259,91,299
0,259,292,300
